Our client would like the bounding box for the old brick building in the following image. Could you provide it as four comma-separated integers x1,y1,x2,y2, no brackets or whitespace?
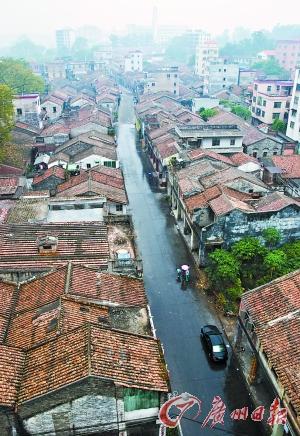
0,264,169,435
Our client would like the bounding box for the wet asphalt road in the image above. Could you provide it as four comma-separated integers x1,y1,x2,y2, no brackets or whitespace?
117,94,265,436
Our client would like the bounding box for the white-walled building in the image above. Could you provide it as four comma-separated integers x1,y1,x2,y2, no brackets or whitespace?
124,50,143,73
174,124,243,154
206,60,239,94
195,35,219,78
144,66,179,96
13,94,42,129
41,96,64,121
286,68,300,141
56,28,75,53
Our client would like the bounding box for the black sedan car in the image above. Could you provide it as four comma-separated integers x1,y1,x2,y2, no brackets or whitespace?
200,325,228,363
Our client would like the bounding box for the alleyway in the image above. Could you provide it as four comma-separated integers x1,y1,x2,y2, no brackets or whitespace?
117,94,265,436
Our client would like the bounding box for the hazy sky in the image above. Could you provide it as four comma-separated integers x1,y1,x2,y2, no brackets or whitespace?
1,0,300,44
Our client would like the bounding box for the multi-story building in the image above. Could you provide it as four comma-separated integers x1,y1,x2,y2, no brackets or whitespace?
13,94,42,129
124,50,143,73
144,66,179,96
55,28,75,54
286,68,300,141
251,79,293,125
206,59,239,94
174,124,244,154
194,35,218,78
275,40,300,78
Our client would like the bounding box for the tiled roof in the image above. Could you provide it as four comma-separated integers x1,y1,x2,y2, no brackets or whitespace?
254,191,300,212
188,149,233,165
0,222,109,272
230,153,260,166
242,270,300,415
272,155,300,179
185,186,221,212
56,168,127,204
209,193,253,216
69,265,147,306
0,164,23,177
0,345,25,406
0,177,19,195
7,295,109,350
209,110,266,146
18,324,168,403
156,141,179,160
32,166,65,186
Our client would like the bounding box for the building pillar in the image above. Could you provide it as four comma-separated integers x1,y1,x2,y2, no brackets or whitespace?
191,228,198,251
199,229,206,266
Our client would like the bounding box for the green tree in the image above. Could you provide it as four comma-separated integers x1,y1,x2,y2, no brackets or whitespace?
262,228,281,248
198,107,217,121
251,58,289,79
272,119,287,133
281,240,300,271
206,249,240,288
262,250,288,281
0,84,14,149
231,105,251,120
0,58,44,94
231,237,267,287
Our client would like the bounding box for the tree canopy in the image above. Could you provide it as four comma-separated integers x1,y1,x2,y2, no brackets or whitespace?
198,107,217,121
0,84,14,148
251,58,289,79
205,230,300,312
0,58,45,94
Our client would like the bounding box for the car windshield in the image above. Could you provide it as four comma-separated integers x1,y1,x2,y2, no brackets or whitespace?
212,345,225,353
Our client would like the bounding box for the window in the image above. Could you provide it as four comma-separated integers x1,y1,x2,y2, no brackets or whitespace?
291,109,297,116
263,151,268,157
290,121,295,128
262,111,265,117
296,84,300,91
52,106,57,113
253,151,258,158
253,96,256,102
274,102,282,108
286,101,290,109
42,106,46,111
116,204,123,212
252,106,255,112
294,96,299,104
218,68,221,72
212,138,220,146
272,113,280,119
151,82,155,87
174,74,178,78
230,139,235,145
256,108,261,116
254,84,258,90
267,85,272,92
273,151,278,155
174,82,177,86
224,69,227,72
223,77,226,81
174,90,176,95
87,163,91,169
167,74,170,78
276,85,280,91
17,108,22,115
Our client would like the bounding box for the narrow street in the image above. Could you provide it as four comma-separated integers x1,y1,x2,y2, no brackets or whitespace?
117,94,265,436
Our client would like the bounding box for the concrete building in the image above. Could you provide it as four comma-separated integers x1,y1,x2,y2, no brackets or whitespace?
286,68,300,141
194,35,218,78
275,40,300,78
206,59,239,94
174,124,244,154
144,67,179,96
124,50,143,73
13,94,42,129
55,28,74,53
251,80,293,125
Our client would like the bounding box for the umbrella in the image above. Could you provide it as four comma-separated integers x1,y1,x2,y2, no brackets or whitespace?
181,265,189,271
